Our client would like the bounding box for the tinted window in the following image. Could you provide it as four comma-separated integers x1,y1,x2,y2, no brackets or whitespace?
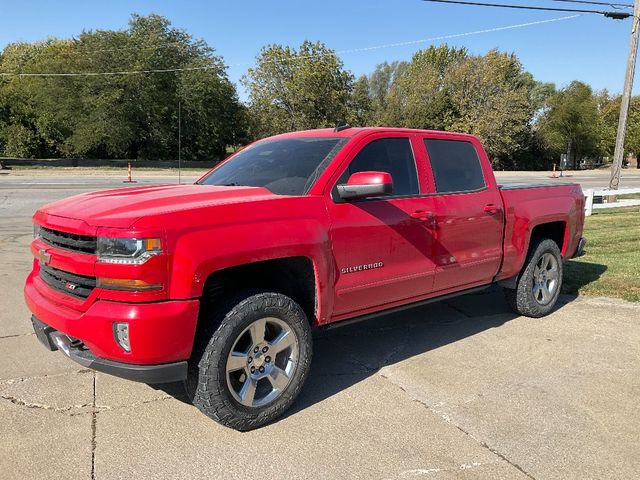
424,139,486,193
337,138,419,197
199,137,345,195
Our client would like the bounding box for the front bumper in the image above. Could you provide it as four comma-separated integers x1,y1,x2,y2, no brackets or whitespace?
25,269,199,374
32,316,187,383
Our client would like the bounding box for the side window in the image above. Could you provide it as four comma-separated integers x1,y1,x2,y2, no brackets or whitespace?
424,139,486,193
337,138,419,197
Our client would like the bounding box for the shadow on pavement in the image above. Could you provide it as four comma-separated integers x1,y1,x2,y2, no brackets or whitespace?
153,285,582,420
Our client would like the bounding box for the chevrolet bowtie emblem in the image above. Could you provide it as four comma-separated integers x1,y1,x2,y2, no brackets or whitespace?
38,249,51,266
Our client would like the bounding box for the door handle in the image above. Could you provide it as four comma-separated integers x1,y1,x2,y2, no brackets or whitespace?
410,210,436,228
483,204,499,215
410,210,432,220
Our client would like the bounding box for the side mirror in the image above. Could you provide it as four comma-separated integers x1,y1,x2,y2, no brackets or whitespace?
337,171,393,201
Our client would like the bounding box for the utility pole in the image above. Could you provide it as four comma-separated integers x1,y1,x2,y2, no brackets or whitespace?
609,0,640,190
178,100,182,185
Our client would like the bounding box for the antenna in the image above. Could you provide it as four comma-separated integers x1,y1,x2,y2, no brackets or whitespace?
334,122,351,132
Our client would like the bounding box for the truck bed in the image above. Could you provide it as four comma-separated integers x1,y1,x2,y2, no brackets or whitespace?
496,182,585,282
498,182,580,190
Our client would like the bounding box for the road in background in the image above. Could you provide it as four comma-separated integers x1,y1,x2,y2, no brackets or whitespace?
495,168,640,190
1,184,639,479
0,174,203,190
2,168,640,191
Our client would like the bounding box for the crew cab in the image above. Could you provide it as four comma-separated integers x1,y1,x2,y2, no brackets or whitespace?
25,127,586,430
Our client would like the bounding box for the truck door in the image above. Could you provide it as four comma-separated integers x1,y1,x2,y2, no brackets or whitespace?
420,136,504,292
326,134,437,318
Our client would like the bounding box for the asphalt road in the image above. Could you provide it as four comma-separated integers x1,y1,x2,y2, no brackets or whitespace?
1,184,639,479
1,167,640,191
494,168,640,190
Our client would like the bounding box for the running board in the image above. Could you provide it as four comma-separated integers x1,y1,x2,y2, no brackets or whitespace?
320,285,490,330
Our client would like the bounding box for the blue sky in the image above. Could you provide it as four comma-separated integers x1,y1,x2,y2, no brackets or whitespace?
0,0,635,99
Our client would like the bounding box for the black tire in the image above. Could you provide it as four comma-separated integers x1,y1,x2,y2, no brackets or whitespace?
504,238,563,318
185,290,312,431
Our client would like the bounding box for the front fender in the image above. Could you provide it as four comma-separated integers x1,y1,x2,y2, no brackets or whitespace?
154,196,334,322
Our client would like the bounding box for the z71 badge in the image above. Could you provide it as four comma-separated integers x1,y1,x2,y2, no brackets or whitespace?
340,262,384,274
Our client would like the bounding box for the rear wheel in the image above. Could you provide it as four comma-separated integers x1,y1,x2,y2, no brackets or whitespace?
504,238,563,318
185,291,312,431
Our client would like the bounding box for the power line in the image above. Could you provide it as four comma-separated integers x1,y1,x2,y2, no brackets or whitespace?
551,0,632,9
332,14,581,54
422,0,633,18
0,15,581,78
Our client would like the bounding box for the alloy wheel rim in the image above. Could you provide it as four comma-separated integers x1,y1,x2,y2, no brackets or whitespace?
532,252,559,306
225,317,299,408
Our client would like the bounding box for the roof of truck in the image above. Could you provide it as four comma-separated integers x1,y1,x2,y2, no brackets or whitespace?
268,127,479,141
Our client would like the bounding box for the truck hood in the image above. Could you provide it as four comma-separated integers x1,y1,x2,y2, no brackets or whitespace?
36,184,279,229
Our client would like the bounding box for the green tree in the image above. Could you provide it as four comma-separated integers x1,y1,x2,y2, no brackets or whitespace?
598,92,640,160
521,72,556,113
446,50,534,167
379,45,533,166
242,41,354,137
366,61,408,123
0,14,245,160
536,81,602,168
349,75,373,126
382,45,467,129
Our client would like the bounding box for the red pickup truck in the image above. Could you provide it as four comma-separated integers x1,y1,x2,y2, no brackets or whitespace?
25,127,585,430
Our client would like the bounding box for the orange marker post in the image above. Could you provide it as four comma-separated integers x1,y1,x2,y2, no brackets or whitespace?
123,161,137,183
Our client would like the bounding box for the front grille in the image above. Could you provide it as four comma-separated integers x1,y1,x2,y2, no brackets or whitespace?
39,265,96,300
40,227,96,255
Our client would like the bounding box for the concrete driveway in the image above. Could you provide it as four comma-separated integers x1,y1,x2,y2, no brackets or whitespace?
1,185,639,480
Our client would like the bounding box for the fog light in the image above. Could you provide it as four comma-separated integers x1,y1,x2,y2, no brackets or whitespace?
113,322,130,352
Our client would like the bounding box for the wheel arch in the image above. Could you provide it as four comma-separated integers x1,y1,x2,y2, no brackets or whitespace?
498,220,567,288
529,221,568,256
198,256,319,328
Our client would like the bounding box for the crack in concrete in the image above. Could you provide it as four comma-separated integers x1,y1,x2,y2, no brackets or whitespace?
441,301,472,318
0,332,35,340
0,367,172,426
91,372,96,480
0,369,93,389
0,392,173,416
379,371,537,480
0,394,94,413
0,368,93,386
397,459,504,478
343,342,406,373
451,424,537,480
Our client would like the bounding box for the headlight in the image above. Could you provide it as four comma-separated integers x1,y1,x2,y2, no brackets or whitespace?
97,237,162,265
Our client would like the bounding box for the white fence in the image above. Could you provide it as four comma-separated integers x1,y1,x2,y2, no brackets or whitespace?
584,187,640,216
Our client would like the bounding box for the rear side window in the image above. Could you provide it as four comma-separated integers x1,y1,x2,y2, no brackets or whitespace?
424,139,486,193
338,138,419,197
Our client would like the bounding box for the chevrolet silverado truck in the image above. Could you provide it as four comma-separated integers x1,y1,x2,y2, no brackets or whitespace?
25,127,586,430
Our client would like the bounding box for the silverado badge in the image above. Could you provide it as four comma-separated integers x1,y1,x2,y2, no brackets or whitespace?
340,262,384,274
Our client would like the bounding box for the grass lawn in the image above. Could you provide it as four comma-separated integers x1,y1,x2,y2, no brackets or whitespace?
563,206,640,302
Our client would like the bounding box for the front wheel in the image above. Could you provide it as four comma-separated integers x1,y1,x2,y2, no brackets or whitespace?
186,291,312,431
504,238,563,318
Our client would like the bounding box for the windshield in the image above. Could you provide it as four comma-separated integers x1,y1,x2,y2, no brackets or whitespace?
198,137,346,195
